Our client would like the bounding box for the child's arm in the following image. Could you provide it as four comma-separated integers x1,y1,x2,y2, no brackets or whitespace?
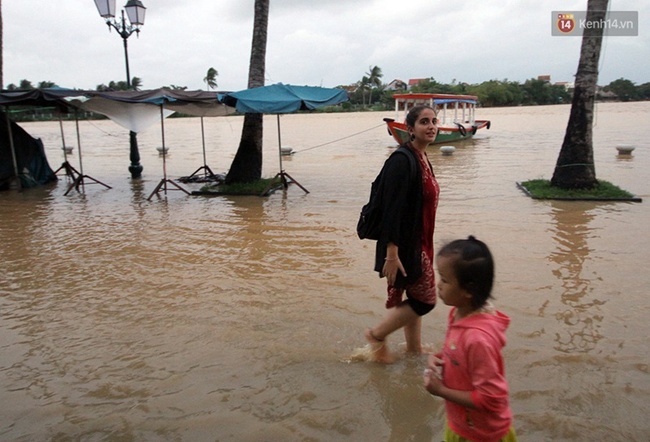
423,368,476,409
424,335,509,412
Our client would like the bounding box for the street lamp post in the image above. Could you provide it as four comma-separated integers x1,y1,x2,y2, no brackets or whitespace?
94,0,147,179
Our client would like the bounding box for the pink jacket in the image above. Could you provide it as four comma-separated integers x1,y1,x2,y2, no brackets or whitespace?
437,307,513,442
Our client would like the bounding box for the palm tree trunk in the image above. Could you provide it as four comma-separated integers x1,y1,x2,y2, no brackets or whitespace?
551,0,608,189
226,0,269,184
1,0,4,89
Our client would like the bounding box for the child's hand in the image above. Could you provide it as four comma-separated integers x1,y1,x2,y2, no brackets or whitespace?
423,356,444,396
427,354,444,371
423,367,444,396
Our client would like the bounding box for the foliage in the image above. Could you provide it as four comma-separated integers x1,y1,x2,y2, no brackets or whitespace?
5,72,647,108
204,67,218,90
520,179,635,200
411,78,459,95
4,80,58,90
364,66,383,106
345,71,645,109
95,77,142,91
470,79,523,107
605,78,639,101
521,79,570,105
637,82,650,100
352,66,384,107
37,81,57,89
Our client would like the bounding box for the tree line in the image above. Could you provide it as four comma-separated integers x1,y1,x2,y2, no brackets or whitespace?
6,70,648,111
344,66,650,109
3,68,219,92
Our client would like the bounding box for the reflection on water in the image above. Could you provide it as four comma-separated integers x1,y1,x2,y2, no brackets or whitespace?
548,201,605,353
1,103,649,441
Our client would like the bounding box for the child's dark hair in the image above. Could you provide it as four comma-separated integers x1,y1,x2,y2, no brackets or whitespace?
405,105,436,128
437,236,494,309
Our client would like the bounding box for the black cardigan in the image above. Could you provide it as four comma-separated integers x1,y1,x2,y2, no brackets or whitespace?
373,145,424,288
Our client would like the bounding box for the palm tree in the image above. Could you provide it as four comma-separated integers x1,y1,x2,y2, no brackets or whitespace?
204,67,218,90
37,81,57,89
551,0,608,189
131,76,142,91
0,0,4,90
225,0,269,184
19,79,34,89
358,76,370,107
365,65,383,105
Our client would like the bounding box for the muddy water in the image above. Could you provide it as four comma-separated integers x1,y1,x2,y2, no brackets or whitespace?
1,102,649,441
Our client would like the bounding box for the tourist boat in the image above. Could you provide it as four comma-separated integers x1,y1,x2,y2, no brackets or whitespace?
383,93,490,145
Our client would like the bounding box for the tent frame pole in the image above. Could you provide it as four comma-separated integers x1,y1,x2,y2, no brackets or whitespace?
186,116,217,180
53,116,81,180
64,111,112,195
148,105,190,200
262,114,309,196
3,106,22,190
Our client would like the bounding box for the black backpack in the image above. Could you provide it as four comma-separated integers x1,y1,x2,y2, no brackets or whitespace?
356,146,416,240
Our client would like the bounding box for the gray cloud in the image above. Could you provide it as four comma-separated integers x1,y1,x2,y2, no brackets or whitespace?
3,0,648,91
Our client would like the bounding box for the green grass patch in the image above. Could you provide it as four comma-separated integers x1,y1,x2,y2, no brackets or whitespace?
518,179,640,201
198,177,281,195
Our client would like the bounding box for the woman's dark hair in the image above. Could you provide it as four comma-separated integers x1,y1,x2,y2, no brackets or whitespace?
437,236,494,309
405,105,435,128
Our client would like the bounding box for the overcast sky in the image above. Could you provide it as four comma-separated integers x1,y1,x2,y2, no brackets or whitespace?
3,0,648,92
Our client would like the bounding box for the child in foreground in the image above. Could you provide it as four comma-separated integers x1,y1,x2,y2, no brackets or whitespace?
423,236,517,442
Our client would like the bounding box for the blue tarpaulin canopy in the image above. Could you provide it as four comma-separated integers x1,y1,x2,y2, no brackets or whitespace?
219,83,348,114
219,84,349,195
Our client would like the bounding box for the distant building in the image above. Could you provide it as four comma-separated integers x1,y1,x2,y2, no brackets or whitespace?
408,78,428,89
386,79,407,91
554,81,575,90
538,75,552,83
339,84,358,94
596,86,617,100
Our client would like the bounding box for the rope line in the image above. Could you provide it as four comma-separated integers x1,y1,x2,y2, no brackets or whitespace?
293,123,386,153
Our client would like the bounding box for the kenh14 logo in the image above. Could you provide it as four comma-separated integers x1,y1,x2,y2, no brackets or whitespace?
557,13,576,34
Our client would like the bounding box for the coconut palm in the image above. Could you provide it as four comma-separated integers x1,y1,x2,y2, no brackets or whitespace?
551,0,608,189
131,76,142,91
19,79,34,89
365,65,383,105
37,81,57,89
358,76,370,107
225,0,268,184
204,67,218,90
0,0,4,89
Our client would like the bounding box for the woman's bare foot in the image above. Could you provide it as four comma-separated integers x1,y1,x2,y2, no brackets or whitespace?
365,329,394,364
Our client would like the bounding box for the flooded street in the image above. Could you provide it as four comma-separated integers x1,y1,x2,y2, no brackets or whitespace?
1,102,649,441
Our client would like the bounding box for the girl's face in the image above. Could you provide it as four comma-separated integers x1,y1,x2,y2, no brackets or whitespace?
410,108,438,144
436,255,472,309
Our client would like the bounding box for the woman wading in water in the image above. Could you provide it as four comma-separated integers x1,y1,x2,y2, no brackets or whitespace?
365,104,440,363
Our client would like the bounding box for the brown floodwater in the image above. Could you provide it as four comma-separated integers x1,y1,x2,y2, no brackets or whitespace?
1,102,649,441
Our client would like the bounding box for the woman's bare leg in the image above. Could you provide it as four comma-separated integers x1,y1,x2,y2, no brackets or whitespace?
366,303,420,363
403,315,422,354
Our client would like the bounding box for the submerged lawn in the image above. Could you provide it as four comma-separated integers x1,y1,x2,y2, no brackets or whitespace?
197,177,282,196
518,179,642,202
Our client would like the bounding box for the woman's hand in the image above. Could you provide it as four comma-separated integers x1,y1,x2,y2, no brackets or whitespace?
383,243,406,286
382,258,406,286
